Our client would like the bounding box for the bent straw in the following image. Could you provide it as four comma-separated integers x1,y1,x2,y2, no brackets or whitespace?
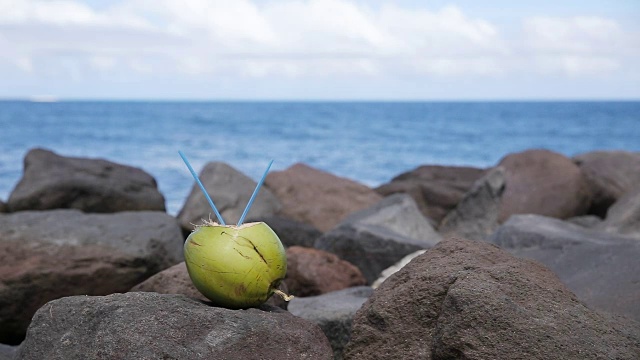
237,160,273,226
178,150,226,226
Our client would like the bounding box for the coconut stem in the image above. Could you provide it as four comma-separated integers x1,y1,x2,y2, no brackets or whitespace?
237,159,273,226
178,150,226,225
273,289,294,302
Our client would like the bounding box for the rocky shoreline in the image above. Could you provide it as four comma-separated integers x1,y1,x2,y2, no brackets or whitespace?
1,147,639,359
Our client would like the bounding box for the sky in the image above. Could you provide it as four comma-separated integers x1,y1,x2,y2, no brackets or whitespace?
1,0,639,100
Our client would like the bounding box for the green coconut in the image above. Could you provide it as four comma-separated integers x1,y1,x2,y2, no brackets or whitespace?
183,220,291,308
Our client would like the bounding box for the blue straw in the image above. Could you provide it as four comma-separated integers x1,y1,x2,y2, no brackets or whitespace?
237,160,273,226
178,151,226,225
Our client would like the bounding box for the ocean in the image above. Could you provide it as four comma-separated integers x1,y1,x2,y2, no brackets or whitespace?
1,101,639,215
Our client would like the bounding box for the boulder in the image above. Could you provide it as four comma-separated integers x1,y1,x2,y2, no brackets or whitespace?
0,200,6,213
248,215,322,248
285,246,366,297
498,149,591,222
574,151,640,216
489,214,640,322
439,166,505,240
16,292,333,360
129,261,290,310
344,238,640,360
567,214,603,228
177,162,281,231
0,344,17,360
598,187,640,239
7,148,165,213
0,210,183,344
289,286,373,360
265,163,382,232
314,194,441,284
375,165,487,224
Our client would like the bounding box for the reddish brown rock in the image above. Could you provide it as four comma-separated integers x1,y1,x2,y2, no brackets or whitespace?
344,237,640,360
375,165,487,224
498,149,591,222
265,163,382,232
285,246,366,297
574,151,640,217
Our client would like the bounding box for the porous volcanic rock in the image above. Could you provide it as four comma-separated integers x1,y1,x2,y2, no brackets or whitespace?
315,194,441,284
177,161,281,231
574,150,640,217
0,210,183,344
375,165,487,224
490,214,640,321
285,246,366,297
439,166,505,240
598,186,640,240
498,149,591,222
265,163,382,232
7,148,165,212
16,292,333,360
289,286,373,360
344,237,640,360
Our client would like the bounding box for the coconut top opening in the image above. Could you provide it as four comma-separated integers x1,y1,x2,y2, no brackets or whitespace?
197,219,262,229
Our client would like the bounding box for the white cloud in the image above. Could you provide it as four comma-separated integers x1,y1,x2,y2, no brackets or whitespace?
0,0,637,96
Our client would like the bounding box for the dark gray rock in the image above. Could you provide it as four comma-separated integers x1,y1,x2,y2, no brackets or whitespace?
345,238,640,360
567,215,603,228
598,187,640,239
314,194,441,284
16,292,332,360
490,214,640,322
248,215,322,248
0,210,183,344
439,166,505,240
289,286,373,360
574,151,640,217
0,200,6,213
0,343,17,360
375,165,487,224
177,162,281,231
7,148,165,213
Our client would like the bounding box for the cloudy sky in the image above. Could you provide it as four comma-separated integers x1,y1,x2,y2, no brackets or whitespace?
1,0,639,100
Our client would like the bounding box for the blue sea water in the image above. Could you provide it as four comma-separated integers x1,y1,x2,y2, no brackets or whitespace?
1,101,639,215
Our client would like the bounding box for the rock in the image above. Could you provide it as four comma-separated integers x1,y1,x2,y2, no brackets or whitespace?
130,262,207,301
375,165,487,224
574,151,640,216
489,214,640,322
289,286,373,360
498,149,591,222
598,187,640,239
371,250,426,289
285,246,366,297
314,194,441,284
7,148,165,213
0,343,18,360
16,292,333,360
439,166,505,240
0,200,6,213
265,163,382,232
177,161,281,231
567,215,603,228
248,215,322,248
0,210,183,344
129,262,290,310
344,237,640,360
